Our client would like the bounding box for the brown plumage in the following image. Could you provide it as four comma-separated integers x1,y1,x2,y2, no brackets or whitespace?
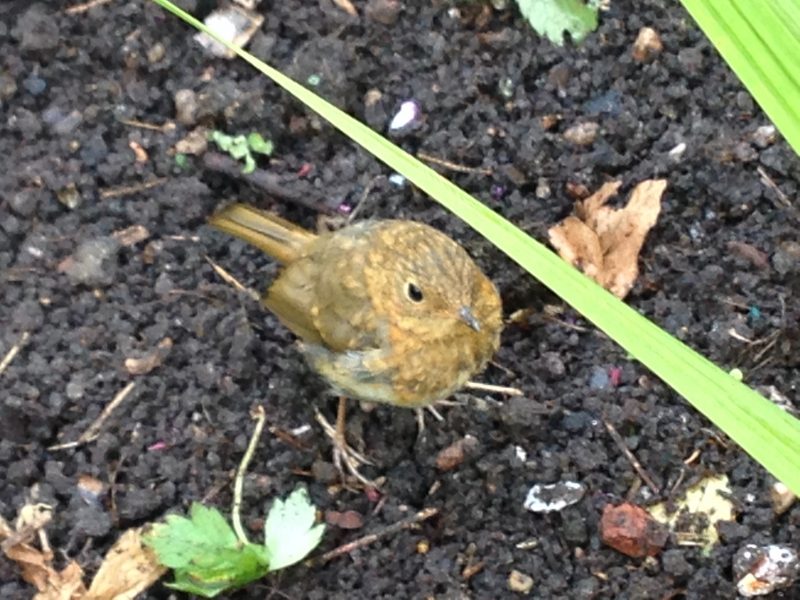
209,203,503,484
210,203,503,407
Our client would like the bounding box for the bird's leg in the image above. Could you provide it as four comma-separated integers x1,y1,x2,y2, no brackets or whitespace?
415,405,446,440
314,397,375,488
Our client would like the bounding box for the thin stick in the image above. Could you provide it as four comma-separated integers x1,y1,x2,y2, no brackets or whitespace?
603,417,661,495
204,255,260,301
416,151,493,176
757,166,792,207
100,178,166,199
65,0,111,14
543,313,590,332
232,405,267,545
202,152,332,214
49,382,136,450
119,118,175,133
0,331,29,375
311,507,439,564
465,381,523,396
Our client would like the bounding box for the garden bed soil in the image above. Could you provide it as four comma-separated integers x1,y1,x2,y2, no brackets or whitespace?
1,0,799,598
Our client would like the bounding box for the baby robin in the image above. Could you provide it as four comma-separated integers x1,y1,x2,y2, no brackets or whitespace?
209,203,503,485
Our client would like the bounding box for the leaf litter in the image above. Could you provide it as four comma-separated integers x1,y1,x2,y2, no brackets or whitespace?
1,502,165,600
548,179,667,299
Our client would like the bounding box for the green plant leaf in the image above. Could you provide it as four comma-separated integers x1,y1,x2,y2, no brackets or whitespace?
144,503,270,598
516,0,599,44
247,132,274,155
149,0,800,496
679,0,800,155
264,487,325,571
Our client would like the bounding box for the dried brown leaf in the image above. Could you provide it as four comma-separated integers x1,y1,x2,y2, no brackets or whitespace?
85,527,167,600
33,561,86,600
124,337,173,375
548,179,666,298
3,542,86,600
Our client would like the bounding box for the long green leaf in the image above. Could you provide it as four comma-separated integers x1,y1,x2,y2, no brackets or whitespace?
151,0,800,494
680,0,800,154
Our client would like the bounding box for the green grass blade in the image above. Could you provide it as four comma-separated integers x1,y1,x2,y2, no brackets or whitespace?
151,0,800,494
680,0,800,154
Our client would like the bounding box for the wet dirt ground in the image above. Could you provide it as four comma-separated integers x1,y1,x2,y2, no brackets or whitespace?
1,0,799,598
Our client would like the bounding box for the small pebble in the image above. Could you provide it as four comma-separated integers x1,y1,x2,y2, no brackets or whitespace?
147,42,165,63
632,27,663,62
535,178,551,199
0,72,18,100
752,125,777,148
668,142,687,160
524,481,586,513
563,122,598,146
770,482,796,516
13,5,61,52
435,435,478,471
589,366,609,390
497,76,515,99
365,0,401,25
508,569,534,594
388,99,421,131
43,107,83,135
490,184,507,200
388,173,406,187
66,379,84,401
600,503,668,558
734,544,800,597
584,90,622,117
772,241,800,275
60,237,120,287
22,74,46,96
174,89,198,126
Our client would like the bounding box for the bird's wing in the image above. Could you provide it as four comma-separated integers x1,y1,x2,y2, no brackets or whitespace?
265,231,382,353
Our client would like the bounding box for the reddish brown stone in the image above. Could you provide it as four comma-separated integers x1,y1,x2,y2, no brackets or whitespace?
601,503,668,558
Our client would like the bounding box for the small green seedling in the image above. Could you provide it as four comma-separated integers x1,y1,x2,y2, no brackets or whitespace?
210,130,274,174
516,0,599,44
145,487,324,598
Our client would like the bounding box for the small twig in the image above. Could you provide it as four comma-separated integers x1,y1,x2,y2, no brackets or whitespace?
750,330,781,364
205,255,259,297
683,448,701,465
108,451,128,525
202,152,333,214
416,151,493,176
100,178,167,199
310,507,439,564
346,177,380,223
49,382,136,450
757,166,792,207
489,360,516,377
543,313,590,332
727,328,754,344
119,118,175,133
0,331,29,375
65,0,112,14
465,381,523,396
232,405,267,545
603,417,661,495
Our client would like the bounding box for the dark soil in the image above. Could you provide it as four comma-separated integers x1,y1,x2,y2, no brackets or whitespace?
1,0,799,598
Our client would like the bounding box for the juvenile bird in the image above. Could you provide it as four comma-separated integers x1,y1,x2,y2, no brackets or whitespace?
209,203,503,484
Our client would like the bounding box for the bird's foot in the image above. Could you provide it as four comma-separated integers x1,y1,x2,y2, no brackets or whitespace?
314,409,376,489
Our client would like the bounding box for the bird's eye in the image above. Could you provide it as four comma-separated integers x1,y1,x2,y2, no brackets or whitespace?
405,282,424,302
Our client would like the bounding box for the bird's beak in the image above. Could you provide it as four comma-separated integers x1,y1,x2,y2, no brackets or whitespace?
458,306,481,332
